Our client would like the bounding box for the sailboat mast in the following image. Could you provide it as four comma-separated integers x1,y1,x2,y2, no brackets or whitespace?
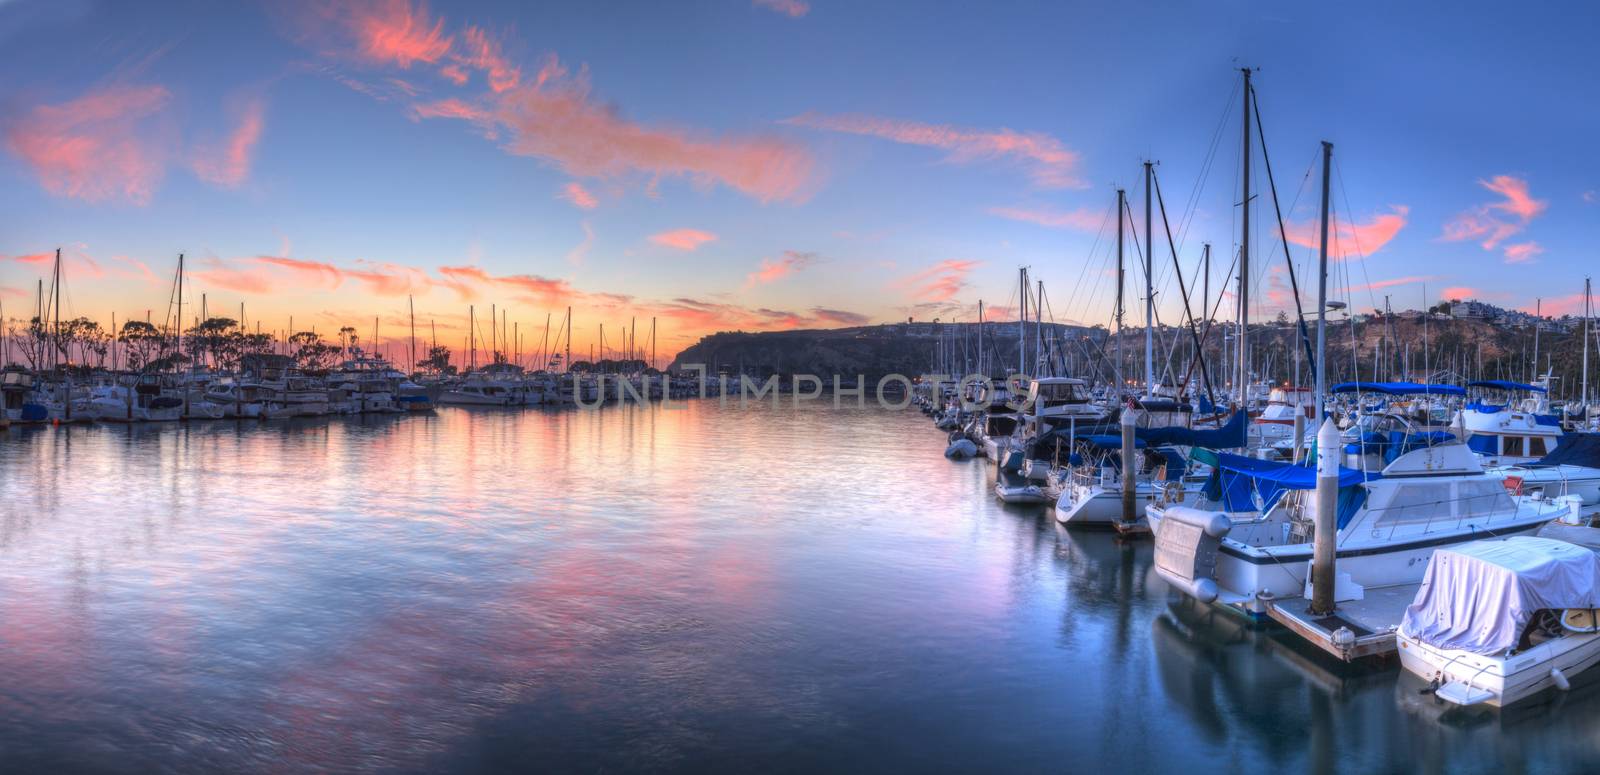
52,248,62,372
1035,279,1043,376
1116,188,1126,393
409,295,416,373
1574,280,1587,408
175,253,183,370
1238,68,1252,399
1202,243,1211,388
565,306,572,372
1144,161,1154,396
1018,267,1027,378
1315,141,1333,422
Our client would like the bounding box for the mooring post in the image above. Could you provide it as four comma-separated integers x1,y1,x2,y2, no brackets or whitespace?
1121,406,1139,523
1311,418,1341,614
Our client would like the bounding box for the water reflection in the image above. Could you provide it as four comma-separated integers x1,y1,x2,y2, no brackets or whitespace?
3,403,1600,772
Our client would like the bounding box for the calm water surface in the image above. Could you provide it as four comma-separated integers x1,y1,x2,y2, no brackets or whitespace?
4,401,1600,773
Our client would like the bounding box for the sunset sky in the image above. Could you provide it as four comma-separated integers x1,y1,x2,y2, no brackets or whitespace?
2,0,1596,365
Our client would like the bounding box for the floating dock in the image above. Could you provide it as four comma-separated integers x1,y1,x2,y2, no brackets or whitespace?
1261,583,1420,661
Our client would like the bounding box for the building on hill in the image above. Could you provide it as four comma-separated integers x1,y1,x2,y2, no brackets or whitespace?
1448,300,1495,320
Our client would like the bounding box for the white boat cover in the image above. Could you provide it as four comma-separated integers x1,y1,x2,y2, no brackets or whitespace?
1399,537,1600,654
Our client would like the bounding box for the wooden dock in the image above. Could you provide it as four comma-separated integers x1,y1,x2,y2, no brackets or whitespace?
1261,583,1420,661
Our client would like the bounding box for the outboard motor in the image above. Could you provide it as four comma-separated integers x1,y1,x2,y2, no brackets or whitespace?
1153,507,1232,603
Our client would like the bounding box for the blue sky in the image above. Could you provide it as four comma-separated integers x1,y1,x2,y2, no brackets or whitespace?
2,0,1596,360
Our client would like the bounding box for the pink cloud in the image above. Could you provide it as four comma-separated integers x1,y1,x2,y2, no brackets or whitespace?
1442,175,1546,259
1353,275,1434,294
191,258,273,294
481,56,814,202
560,181,598,209
344,0,454,68
4,84,171,204
303,2,817,203
1503,242,1544,264
987,205,1102,230
785,112,1081,188
753,0,810,17
1482,175,1547,221
254,255,345,288
745,250,816,286
897,259,981,302
1441,286,1478,300
5,248,103,279
1524,292,1588,318
454,25,520,92
347,261,432,295
410,97,491,123
192,97,266,188
650,228,717,251
1284,205,1408,257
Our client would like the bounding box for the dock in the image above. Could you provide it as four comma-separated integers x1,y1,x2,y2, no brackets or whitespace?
1261,583,1420,661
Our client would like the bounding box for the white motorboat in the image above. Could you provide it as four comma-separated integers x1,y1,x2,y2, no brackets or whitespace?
1459,379,1562,466
440,374,516,406
1150,438,1567,616
1397,536,1600,707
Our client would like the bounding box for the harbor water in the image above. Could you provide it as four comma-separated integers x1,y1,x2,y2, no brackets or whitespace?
3,401,1599,773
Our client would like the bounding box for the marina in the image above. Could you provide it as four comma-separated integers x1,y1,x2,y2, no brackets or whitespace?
6,0,1600,770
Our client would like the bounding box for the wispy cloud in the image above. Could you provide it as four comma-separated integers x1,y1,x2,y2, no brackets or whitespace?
745,250,816,286
337,0,454,68
650,228,717,251
785,112,1082,188
566,221,595,266
896,259,981,302
560,181,598,209
1442,175,1547,262
191,97,267,188
753,0,810,18
4,84,171,204
1503,242,1544,264
1284,205,1408,257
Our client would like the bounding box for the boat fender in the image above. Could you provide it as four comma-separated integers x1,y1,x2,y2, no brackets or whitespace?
1552,667,1571,692
1331,626,1355,649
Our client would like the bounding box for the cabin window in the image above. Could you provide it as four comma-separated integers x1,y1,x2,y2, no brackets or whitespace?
1503,436,1525,457
1372,484,1452,528
1455,480,1516,519
1528,436,1549,457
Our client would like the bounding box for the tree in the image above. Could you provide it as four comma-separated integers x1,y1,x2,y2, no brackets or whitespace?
186,317,239,369
419,345,455,375
288,331,337,372
118,320,167,372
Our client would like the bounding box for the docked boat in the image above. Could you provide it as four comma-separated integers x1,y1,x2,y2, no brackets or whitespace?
1054,409,1244,525
1149,437,1567,616
1397,536,1600,707
1458,379,1563,465
440,374,517,406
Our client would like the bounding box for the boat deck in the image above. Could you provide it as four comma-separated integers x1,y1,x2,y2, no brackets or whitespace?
1263,582,1421,661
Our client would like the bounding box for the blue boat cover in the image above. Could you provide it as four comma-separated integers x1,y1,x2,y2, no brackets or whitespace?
1330,381,1466,396
1202,451,1379,528
1529,433,1600,469
1135,409,1246,449
1468,380,1547,394
1082,435,1146,449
